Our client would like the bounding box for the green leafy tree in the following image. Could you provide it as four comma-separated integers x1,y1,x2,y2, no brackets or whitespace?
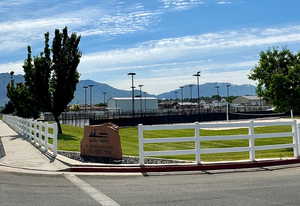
249,48,300,113
6,82,39,118
23,27,81,134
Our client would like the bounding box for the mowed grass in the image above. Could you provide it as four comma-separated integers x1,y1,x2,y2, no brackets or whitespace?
58,124,294,162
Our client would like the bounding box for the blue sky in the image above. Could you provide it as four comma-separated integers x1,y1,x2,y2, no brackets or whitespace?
1,0,300,94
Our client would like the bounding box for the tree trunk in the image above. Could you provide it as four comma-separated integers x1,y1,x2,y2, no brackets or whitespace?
54,114,62,135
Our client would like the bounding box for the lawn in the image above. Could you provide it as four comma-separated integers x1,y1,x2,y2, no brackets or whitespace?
59,124,294,162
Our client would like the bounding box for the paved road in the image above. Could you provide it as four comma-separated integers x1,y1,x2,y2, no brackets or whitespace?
1,165,300,206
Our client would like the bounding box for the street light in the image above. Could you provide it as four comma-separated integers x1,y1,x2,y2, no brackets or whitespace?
88,85,95,111
193,71,201,112
128,72,136,117
83,86,88,112
138,84,144,115
174,91,178,100
180,86,184,107
144,91,147,114
226,84,231,121
188,84,193,102
103,92,107,105
215,85,220,111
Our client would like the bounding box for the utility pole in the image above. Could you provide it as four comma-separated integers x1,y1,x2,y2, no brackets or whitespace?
215,85,220,111
88,85,95,111
128,73,136,117
180,86,184,108
138,84,144,115
103,92,107,104
83,86,88,112
189,84,193,102
193,71,201,112
226,84,231,121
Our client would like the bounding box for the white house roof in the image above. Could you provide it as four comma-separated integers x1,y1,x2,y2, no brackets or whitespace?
111,97,157,100
241,96,260,100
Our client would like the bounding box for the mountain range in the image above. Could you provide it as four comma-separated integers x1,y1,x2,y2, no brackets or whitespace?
0,73,256,106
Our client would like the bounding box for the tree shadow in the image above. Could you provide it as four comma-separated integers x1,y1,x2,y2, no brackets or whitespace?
58,134,78,141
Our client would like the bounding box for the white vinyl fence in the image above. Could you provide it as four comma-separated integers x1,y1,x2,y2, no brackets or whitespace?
138,120,300,165
3,115,58,156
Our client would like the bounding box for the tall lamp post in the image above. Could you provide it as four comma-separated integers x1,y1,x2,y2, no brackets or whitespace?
88,85,95,111
193,71,201,112
128,72,136,117
138,84,144,115
226,84,231,121
103,92,107,104
215,85,220,111
189,84,193,102
180,86,184,109
83,86,88,112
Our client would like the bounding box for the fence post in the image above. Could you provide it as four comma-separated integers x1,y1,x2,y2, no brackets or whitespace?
195,122,201,164
138,124,144,166
53,123,58,156
45,122,49,151
248,120,255,161
292,120,299,158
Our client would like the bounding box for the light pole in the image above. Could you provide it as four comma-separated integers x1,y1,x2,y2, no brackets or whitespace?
88,85,95,111
226,84,231,121
103,92,107,104
128,72,136,117
83,86,88,112
193,71,201,112
189,84,193,102
180,86,184,108
215,85,220,111
138,84,144,115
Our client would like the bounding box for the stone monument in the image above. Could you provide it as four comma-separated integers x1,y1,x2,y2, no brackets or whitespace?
80,123,122,161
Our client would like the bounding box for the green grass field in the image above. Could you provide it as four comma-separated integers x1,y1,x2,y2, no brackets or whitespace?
59,124,294,162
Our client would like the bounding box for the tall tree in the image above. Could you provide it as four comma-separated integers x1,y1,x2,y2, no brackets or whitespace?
22,27,81,134
249,48,300,113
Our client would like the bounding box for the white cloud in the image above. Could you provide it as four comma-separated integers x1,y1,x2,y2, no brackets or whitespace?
0,61,23,74
160,0,204,10
216,0,232,4
0,17,84,52
78,24,300,75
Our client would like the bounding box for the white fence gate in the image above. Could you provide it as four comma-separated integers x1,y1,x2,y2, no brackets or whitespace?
138,120,300,165
3,115,58,156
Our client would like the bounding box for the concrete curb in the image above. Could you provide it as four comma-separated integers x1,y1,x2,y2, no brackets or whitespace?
64,158,300,173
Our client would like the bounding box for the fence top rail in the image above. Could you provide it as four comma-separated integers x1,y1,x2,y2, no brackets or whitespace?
142,124,195,131
140,120,295,131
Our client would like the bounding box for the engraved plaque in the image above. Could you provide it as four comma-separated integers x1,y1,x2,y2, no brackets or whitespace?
80,123,122,160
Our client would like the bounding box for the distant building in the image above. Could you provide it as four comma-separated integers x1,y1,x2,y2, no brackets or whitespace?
107,97,158,113
232,96,265,106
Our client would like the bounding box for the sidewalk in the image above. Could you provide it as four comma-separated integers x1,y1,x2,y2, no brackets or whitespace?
0,120,67,171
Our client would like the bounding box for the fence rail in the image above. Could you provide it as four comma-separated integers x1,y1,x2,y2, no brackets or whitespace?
3,115,58,156
138,120,300,165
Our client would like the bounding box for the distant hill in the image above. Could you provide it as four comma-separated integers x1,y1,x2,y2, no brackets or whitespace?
0,73,256,106
158,82,256,99
71,80,154,104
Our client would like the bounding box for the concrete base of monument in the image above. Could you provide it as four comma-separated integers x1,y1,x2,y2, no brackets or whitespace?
55,152,300,173
56,150,190,167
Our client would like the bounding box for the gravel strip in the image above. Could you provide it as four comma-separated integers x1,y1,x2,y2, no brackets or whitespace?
58,150,189,164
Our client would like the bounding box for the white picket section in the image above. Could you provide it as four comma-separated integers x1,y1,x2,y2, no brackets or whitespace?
3,115,58,156
138,120,300,165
